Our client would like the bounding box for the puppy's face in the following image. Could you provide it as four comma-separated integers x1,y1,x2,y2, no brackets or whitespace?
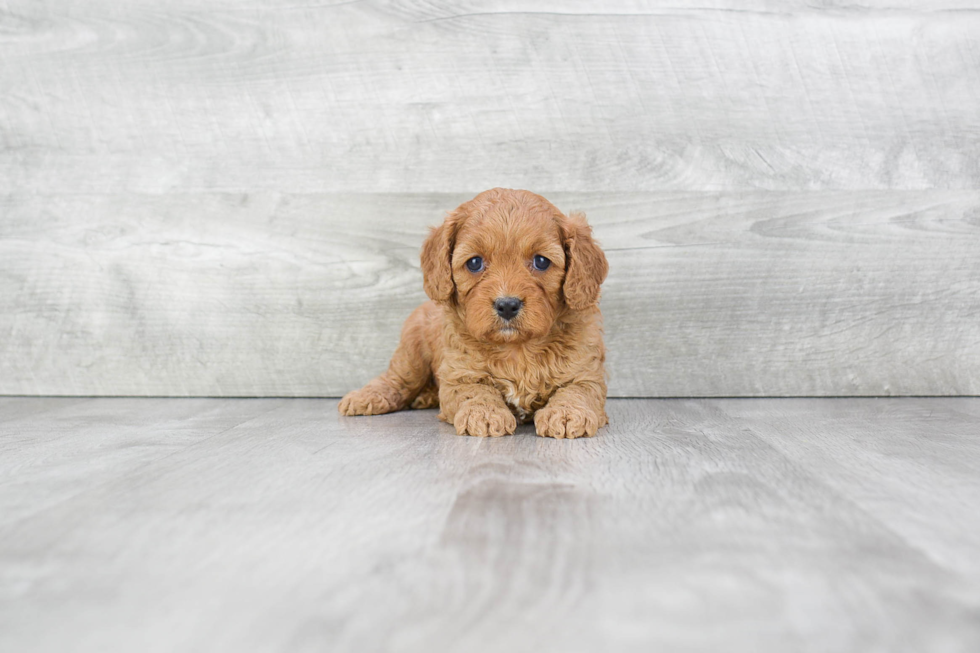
450,203,566,343
421,189,608,345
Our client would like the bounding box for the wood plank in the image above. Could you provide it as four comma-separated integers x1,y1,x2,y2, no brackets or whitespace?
0,397,90,425
2,191,978,397
1,2,978,193
0,398,286,526
1,397,979,652
711,397,980,578
599,191,980,396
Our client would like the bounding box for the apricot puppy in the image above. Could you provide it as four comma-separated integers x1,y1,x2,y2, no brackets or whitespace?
339,188,609,438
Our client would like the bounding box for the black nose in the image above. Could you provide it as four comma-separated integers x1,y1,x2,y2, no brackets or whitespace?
494,296,523,321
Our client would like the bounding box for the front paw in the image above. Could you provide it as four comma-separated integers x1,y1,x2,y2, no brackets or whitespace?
338,385,402,416
453,400,516,437
534,403,603,439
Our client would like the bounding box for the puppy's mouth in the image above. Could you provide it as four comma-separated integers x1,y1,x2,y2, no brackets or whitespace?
493,324,522,341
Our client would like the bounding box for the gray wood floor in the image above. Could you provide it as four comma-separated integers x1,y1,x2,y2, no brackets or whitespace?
1,397,979,652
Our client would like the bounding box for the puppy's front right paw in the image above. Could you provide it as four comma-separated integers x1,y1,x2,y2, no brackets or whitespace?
338,385,401,416
534,403,604,439
453,400,516,437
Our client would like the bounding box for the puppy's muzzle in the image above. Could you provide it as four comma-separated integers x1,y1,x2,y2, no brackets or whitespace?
494,296,523,321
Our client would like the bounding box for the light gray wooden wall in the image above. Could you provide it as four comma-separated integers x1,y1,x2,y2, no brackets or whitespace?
1,1,978,397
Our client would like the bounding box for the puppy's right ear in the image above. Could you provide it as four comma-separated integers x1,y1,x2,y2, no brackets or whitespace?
560,211,608,311
421,207,465,302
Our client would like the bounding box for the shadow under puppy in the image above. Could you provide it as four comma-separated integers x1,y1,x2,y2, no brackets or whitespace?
339,188,609,438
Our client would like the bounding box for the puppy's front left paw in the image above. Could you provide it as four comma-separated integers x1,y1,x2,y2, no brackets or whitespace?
453,400,517,437
534,403,603,439
338,385,402,416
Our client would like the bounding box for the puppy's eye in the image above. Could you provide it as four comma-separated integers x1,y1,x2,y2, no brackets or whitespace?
532,255,551,271
465,256,484,273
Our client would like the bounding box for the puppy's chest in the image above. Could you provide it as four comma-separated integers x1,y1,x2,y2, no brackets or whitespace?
485,359,559,422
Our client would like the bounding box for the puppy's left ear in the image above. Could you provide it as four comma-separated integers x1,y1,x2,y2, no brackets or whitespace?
421,205,467,303
560,211,608,311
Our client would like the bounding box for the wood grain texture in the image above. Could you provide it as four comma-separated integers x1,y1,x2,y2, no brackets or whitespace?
1,397,979,652
2,191,978,396
2,1,980,396
1,1,979,192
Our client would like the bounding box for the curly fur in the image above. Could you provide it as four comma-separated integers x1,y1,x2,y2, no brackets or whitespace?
339,188,609,438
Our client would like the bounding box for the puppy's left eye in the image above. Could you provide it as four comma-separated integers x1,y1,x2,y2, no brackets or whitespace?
532,255,551,271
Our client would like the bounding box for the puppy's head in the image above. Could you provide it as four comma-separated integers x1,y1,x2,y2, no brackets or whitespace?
421,188,608,344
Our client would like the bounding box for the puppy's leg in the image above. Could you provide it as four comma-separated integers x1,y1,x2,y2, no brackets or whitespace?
339,304,435,416
438,383,516,437
410,382,439,409
534,381,608,439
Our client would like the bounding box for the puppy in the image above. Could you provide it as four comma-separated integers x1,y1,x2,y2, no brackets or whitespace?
339,188,609,438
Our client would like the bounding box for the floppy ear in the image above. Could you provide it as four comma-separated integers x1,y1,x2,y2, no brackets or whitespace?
421,207,466,302
560,211,608,311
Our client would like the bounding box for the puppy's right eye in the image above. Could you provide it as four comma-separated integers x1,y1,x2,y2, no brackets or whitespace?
465,256,484,273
